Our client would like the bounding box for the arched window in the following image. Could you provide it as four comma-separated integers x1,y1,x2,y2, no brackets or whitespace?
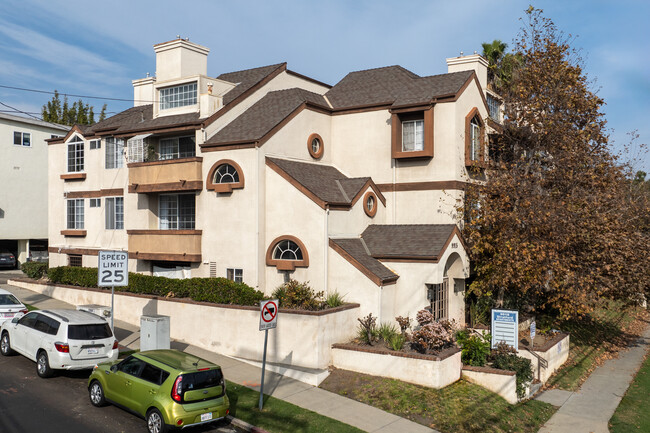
206,159,245,193
465,108,485,166
266,236,309,271
307,133,324,159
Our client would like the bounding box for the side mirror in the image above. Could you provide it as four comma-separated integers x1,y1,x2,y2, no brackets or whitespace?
11,316,21,324
110,364,119,373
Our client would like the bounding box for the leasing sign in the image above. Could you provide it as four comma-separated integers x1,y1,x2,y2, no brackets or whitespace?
491,309,519,350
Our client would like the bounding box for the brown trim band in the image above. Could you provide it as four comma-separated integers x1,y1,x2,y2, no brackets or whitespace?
377,180,467,192
61,173,86,181
60,230,87,237
48,247,99,256
128,181,202,193
285,69,332,89
65,188,124,199
199,142,257,152
329,239,397,287
126,229,202,235
127,156,202,168
128,252,202,263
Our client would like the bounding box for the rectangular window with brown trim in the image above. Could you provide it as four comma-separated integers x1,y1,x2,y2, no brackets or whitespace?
391,107,434,159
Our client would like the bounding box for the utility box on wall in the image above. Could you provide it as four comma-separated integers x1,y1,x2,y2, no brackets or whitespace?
140,315,170,351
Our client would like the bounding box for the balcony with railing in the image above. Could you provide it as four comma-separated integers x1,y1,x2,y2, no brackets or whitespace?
127,229,202,262
127,156,203,193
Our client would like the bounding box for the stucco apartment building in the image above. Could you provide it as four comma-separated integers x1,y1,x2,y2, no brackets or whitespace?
0,113,69,265
48,39,499,324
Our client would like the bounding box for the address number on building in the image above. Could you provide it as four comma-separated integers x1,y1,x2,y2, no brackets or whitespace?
98,251,129,287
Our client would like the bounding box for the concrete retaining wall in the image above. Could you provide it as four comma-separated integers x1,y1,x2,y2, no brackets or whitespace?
518,333,570,383
332,344,461,389
10,279,360,371
462,366,518,404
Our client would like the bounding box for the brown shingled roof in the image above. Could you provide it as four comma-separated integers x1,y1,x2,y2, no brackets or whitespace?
86,105,202,136
325,66,474,109
362,224,459,259
266,157,376,208
218,63,286,105
329,238,398,286
204,88,328,146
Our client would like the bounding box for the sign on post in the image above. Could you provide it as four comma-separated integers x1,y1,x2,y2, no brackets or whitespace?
491,309,519,350
258,299,278,410
98,250,128,330
98,251,129,287
530,320,536,348
259,299,278,331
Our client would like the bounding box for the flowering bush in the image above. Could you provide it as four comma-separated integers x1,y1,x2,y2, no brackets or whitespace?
410,311,457,354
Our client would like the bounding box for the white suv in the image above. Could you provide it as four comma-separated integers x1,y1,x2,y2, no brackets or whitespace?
0,309,119,378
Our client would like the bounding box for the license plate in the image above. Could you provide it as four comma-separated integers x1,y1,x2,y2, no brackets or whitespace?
200,412,212,422
1,313,12,318
87,348,99,355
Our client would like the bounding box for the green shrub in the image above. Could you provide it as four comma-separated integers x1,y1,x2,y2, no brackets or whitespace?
389,333,406,351
21,262,48,279
325,291,345,308
377,322,399,342
456,329,491,366
272,280,323,310
357,313,378,345
46,266,264,306
491,342,534,399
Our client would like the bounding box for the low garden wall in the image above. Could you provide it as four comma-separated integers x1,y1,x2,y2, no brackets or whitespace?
518,333,570,383
331,344,461,389
462,366,518,404
9,279,359,372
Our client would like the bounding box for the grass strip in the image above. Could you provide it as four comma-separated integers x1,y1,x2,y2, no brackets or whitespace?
545,300,643,390
609,353,650,432
319,371,555,433
226,381,363,433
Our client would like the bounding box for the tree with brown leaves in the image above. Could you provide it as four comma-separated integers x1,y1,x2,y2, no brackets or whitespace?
463,8,650,319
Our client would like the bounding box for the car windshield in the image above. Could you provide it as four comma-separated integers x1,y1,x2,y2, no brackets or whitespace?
181,369,223,391
68,323,113,340
0,294,21,305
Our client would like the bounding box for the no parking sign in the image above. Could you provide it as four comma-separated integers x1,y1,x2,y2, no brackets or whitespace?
259,299,278,331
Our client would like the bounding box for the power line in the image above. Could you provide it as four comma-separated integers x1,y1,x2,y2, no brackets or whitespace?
0,101,42,121
0,83,151,103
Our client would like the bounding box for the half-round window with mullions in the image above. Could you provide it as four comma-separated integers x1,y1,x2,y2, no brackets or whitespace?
265,235,309,271
206,159,245,193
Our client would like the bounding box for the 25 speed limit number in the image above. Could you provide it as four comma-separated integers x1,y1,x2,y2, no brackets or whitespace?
98,251,129,287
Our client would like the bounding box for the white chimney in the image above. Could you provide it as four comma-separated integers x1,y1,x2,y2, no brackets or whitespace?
153,38,210,82
446,54,488,92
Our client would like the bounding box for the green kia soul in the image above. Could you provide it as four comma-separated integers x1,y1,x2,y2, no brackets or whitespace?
88,349,230,433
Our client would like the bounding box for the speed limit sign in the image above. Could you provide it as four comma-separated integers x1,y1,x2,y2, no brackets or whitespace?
98,251,129,287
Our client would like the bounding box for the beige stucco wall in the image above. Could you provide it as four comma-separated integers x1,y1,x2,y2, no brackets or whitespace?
390,189,463,225
332,347,461,389
1,118,67,244
328,186,386,237
462,368,518,404
263,109,332,163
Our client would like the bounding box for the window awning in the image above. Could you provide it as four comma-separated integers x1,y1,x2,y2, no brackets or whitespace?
128,133,152,142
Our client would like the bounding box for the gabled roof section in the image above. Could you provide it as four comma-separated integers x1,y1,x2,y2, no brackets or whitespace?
0,112,69,131
362,224,461,260
86,105,202,136
203,88,329,147
325,66,474,110
218,63,287,105
329,238,398,286
266,157,385,210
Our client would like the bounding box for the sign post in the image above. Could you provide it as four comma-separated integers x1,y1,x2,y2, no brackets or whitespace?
530,320,536,349
258,299,278,410
491,309,519,351
98,250,129,330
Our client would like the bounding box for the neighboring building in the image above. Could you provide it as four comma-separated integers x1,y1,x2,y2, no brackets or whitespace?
48,39,495,324
0,113,69,265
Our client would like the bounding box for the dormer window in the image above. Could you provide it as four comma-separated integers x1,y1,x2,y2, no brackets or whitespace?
391,107,434,159
159,82,197,110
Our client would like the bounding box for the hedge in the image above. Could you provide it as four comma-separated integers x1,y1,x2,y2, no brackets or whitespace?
21,262,48,279
46,266,265,306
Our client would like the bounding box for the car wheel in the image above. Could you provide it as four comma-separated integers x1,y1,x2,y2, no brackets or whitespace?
146,408,168,433
0,332,14,356
89,380,107,407
36,350,53,378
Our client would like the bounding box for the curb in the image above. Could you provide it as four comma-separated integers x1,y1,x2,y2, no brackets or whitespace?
227,415,270,433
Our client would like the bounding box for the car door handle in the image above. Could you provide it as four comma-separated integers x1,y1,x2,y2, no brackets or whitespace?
149,389,156,395
125,381,132,386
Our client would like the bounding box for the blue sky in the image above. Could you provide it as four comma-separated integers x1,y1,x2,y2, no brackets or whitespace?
1,0,648,172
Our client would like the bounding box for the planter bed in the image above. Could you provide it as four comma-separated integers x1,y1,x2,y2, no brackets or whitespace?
9,278,360,374
462,365,519,404
331,343,461,389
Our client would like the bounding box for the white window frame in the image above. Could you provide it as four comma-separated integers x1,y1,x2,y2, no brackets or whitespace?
214,164,239,184
401,119,424,152
159,82,197,110
105,197,124,230
89,198,101,208
159,136,195,161
14,131,31,147
67,136,84,173
89,139,101,150
470,117,481,161
272,240,303,261
105,137,125,169
487,94,501,122
66,199,84,229
159,194,195,230
227,268,243,283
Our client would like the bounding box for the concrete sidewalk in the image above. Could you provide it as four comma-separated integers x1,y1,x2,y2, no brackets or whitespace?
4,281,436,433
536,322,650,433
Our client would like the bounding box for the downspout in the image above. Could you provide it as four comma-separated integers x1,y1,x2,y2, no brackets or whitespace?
324,208,329,294
392,159,397,223
378,285,383,322
255,146,261,289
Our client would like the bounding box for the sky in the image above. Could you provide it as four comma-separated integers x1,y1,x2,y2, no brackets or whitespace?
1,0,648,172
